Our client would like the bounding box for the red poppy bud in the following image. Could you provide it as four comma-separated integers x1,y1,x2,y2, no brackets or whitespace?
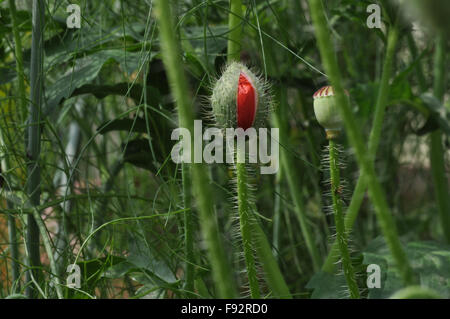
211,62,271,130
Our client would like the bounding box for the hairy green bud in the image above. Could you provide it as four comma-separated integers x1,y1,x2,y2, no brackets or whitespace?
313,86,348,139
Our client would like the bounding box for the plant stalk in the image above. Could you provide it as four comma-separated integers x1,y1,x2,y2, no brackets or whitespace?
236,150,260,298
7,0,29,290
272,164,283,257
31,208,64,299
9,0,27,119
250,220,292,298
430,31,450,243
328,139,359,298
7,201,20,291
25,0,45,298
227,0,243,62
0,99,21,291
182,163,195,296
54,98,84,276
154,0,236,298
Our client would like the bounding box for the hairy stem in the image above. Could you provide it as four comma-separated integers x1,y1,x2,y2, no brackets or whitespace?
236,150,260,298
430,31,450,243
328,139,359,298
25,0,45,298
322,25,399,272
308,0,415,285
154,0,236,298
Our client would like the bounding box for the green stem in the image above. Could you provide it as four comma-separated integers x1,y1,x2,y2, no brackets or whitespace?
54,98,83,276
227,0,243,62
430,31,450,243
7,0,28,291
328,139,359,298
90,157,124,256
0,109,21,290
308,0,415,286
367,26,399,160
7,202,20,291
182,163,195,296
250,220,292,298
31,208,63,299
390,286,441,299
406,33,427,92
9,0,27,119
430,132,450,242
154,0,236,298
272,164,283,258
25,0,45,298
322,25,399,273
322,174,366,272
236,150,260,298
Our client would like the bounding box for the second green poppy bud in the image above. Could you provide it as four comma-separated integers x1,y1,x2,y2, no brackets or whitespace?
313,86,348,139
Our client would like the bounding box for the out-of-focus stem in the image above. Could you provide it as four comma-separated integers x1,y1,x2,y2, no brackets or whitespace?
154,0,236,298
227,0,243,62
9,0,27,119
430,31,450,243
25,0,45,298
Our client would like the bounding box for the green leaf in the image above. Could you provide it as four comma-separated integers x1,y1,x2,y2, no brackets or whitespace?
305,271,348,299
103,239,178,290
415,93,450,136
76,255,126,287
72,82,161,104
5,294,28,299
390,286,442,299
181,25,228,71
128,239,177,284
122,138,173,173
363,237,450,298
98,118,149,135
102,261,136,279
43,24,147,69
0,8,31,31
44,50,152,115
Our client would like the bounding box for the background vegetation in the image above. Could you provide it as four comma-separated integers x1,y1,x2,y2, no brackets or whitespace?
0,0,449,298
